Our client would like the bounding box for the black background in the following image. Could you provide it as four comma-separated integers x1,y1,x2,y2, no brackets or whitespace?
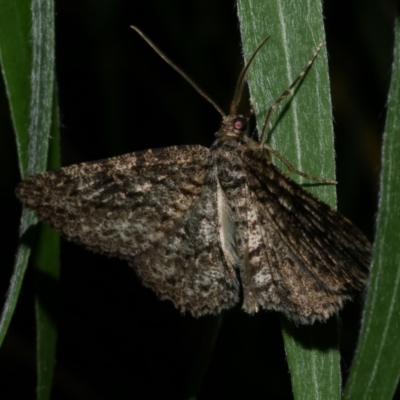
1,0,396,398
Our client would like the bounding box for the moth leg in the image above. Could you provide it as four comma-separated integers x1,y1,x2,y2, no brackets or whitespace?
259,43,323,145
252,42,336,185
261,143,337,184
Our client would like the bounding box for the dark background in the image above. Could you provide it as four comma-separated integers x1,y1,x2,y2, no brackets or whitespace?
1,0,396,398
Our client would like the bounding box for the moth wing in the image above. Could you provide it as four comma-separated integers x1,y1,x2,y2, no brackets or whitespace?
238,148,370,324
16,145,210,261
130,173,240,316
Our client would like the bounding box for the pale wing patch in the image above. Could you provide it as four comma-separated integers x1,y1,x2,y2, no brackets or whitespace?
131,174,240,316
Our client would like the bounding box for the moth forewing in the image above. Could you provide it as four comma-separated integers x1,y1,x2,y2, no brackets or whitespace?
16,30,370,324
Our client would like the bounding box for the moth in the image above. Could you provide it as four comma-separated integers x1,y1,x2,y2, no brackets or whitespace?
16,26,370,324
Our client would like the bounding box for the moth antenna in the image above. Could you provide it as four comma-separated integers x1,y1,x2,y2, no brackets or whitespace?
259,42,324,145
229,36,271,115
131,25,226,117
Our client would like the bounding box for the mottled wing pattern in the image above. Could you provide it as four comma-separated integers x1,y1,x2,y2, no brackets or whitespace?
131,174,240,316
17,144,240,315
236,146,370,324
16,128,370,322
16,145,210,261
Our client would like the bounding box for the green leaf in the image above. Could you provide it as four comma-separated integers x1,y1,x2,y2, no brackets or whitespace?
0,0,59,399
34,89,60,400
0,0,31,173
0,0,33,349
35,225,60,400
344,14,400,400
237,0,340,399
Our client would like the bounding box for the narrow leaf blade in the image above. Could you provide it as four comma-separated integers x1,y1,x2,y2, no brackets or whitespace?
237,1,340,399
344,14,400,400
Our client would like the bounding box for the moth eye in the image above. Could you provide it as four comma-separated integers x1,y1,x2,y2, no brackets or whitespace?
233,117,247,131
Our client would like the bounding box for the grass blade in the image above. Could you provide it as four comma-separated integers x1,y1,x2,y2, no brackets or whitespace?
237,1,340,398
35,89,60,400
0,0,31,173
344,13,400,400
0,0,33,347
0,0,59,399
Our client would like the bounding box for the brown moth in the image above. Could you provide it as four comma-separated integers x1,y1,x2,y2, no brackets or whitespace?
16,27,370,324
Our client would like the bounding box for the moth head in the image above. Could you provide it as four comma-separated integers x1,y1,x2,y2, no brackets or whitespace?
215,114,249,139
